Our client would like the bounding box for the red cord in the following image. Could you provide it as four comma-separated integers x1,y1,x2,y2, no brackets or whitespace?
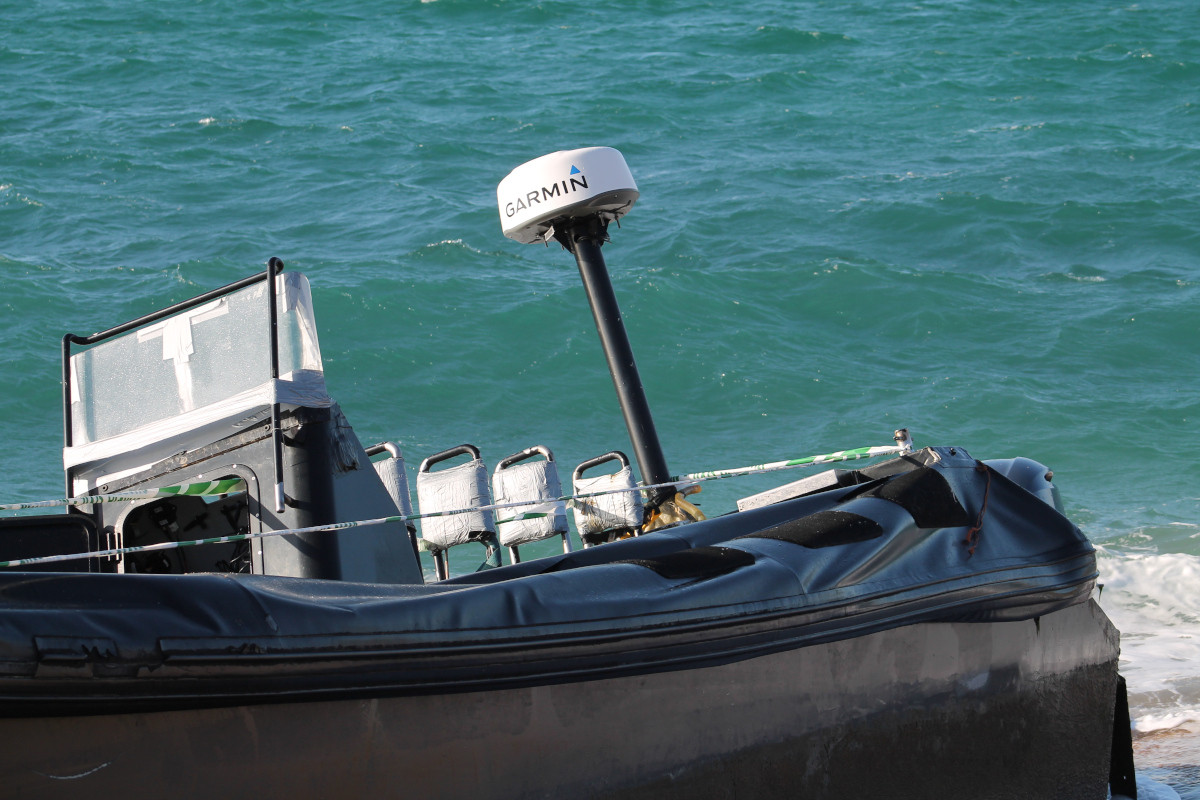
964,462,991,557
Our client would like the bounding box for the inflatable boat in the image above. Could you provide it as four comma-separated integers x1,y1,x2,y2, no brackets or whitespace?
0,148,1131,799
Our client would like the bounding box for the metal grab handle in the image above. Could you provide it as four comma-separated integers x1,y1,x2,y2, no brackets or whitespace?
365,441,403,459
419,444,482,474
496,445,555,472
573,451,632,483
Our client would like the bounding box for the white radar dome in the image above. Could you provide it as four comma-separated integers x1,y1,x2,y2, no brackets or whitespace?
498,147,638,244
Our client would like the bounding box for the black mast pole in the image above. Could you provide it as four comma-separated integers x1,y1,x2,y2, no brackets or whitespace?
555,216,671,503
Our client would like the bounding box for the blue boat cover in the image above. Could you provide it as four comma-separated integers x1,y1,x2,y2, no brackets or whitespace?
0,447,1097,711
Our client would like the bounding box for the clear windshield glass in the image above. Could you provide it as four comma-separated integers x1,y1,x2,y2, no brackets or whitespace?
69,272,324,446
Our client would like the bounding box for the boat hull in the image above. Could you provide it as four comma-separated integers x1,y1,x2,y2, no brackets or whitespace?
0,599,1119,800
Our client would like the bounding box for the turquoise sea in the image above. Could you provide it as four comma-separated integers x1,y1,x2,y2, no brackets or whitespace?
2,1,1198,794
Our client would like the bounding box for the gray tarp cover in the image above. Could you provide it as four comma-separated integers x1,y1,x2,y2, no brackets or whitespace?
0,448,1097,707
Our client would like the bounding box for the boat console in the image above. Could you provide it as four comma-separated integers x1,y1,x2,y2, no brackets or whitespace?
1,267,425,582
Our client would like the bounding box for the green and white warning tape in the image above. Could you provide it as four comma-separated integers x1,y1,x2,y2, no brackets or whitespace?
0,478,247,512
677,443,905,483
0,442,908,568
0,505,557,569
0,513,407,569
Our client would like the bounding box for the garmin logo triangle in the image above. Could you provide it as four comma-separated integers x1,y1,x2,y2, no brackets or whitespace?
503,169,590,218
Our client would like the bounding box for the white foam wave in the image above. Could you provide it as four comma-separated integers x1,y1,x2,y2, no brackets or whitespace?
1136,710,1200,735
1097,548,1200,729
1136,775,1184,800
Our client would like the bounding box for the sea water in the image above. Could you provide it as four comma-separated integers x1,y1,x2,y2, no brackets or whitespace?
2,0,1197,794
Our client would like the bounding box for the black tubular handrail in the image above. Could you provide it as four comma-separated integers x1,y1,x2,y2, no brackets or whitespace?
61,259,286,496
63,260,285,350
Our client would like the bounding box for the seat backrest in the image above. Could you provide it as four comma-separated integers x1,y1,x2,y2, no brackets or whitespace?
493,446,571,562
572,451,644,546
